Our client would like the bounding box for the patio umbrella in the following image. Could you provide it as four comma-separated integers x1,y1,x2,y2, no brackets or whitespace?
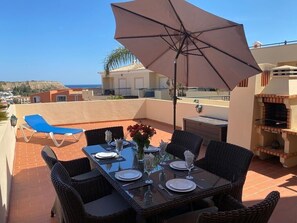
111,0,262,129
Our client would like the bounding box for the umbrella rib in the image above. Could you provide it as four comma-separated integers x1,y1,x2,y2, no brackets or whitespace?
184,52,203,56
187,25,262,72
192,33,262,72
202,55,232,90
161,36,178,52
116,33,180,40
188,36,232,90
164,26,179,51
146,28,185,68
167,0,187,33
112,3,181,34
191,24,239,35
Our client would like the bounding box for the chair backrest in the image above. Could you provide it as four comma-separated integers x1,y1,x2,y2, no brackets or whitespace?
51,163,85,223
84,126,124,146
166,130,203,160
195,140,253,201
41,145,58,170
200,140,253,182
198,191,280,223
24,114,52,131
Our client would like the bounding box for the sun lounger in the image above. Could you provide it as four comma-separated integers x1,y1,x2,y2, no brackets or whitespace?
20,114,84,147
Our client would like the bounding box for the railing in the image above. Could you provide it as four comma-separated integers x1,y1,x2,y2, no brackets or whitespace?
104,88,132,96
250,40,297,48
188,95,230,101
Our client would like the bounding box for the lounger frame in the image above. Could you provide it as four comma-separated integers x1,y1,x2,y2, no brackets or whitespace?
20,116,84,147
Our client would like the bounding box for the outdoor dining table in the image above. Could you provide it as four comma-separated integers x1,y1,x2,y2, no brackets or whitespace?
82,142,232,222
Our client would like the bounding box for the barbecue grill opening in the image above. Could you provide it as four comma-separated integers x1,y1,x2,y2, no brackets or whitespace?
264,103,288,128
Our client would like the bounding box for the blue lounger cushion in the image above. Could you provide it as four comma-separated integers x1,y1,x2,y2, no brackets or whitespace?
25,114,83,135
21,114,84,147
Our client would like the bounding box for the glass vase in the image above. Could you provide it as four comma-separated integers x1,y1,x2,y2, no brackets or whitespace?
137,145,144,162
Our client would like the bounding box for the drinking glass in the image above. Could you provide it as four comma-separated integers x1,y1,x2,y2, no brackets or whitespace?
185,157,194,180
144,156,154,184
159,147,166,165
115,139,123,155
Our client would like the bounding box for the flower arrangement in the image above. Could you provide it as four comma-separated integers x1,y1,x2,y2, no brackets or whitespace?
127,123,156,160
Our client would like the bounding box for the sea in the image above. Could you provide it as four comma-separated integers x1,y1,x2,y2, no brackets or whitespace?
65,84,102,89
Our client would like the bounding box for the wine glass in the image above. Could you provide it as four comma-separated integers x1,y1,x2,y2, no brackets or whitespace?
144,155,154,184
144,185,153,206
185,156,194,180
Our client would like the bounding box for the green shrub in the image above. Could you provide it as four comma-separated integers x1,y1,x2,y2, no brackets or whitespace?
0,102,8,121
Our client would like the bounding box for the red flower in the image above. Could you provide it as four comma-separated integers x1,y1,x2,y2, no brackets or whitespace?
127,123,156,148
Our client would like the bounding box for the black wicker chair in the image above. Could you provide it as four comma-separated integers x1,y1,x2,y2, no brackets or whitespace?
195,140,254,202
51,162,136,223
84,126,124,146
41,145,101,222
166,130,203,160
163,191,280,223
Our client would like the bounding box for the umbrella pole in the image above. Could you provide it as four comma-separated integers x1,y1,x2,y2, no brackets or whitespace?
173,35,187,131
173,59,177,130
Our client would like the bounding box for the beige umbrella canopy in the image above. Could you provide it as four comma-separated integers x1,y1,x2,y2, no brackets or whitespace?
112,0,261,129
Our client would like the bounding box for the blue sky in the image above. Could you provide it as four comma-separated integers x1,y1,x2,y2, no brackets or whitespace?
0,0,296,85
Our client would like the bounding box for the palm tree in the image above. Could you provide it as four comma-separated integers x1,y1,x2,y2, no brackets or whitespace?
103,46,137,75
103,46,182,99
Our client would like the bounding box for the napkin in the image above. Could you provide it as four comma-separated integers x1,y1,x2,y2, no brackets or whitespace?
184,150,194,164
159,140,168,151
105,130,112,142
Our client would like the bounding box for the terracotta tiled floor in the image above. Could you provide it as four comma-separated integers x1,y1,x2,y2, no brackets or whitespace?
8,119,297,223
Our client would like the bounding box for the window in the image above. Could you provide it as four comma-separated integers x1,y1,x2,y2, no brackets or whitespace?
56,95,67,102
33,96,40,103
237,78,248,87
261,70,270,86
135,77,144,89
74,95,79,101
159,77,168,89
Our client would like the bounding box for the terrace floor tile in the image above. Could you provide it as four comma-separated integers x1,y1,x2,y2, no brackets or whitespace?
7,119,297,223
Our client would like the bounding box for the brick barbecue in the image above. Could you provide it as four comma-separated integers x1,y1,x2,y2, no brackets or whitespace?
255,65,297,167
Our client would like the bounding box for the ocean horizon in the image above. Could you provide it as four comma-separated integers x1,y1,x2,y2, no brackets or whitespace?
66,84,102,89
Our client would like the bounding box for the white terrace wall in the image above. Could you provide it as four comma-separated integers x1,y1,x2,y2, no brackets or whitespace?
251,43,297,65
15,98,229,130
15,99,147,126
0,105,17,223
144,99,228,129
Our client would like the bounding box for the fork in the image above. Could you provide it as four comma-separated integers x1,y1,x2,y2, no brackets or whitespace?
158,184,173,196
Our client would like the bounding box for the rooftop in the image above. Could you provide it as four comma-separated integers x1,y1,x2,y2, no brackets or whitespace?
7,119,297,223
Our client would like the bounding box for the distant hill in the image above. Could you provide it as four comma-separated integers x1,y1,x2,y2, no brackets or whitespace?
0,81,67,91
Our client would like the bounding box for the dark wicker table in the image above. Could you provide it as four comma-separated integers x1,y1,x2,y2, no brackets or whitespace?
82,144,232,222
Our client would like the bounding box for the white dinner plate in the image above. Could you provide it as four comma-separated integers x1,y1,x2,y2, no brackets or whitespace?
166,179,196,192
95,152,117,159
169,161,187,170
115,170,142,181
144,146,160,153
110,141,129,147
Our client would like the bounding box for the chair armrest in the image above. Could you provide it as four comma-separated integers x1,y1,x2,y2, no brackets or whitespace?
215,194,245,211
72,175,112,203
228,177,246,202
163,206,218,223
60,157,91,177
194,158,207,169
